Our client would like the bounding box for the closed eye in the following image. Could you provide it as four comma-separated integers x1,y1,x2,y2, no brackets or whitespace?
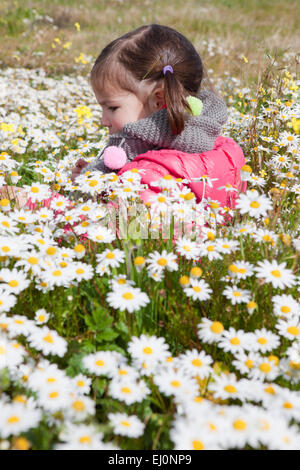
108,106,118,112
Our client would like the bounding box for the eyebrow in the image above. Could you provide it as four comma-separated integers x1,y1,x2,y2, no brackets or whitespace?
98,99,119,106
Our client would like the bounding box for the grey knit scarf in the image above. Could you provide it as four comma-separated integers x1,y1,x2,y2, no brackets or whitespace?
83,89,228,174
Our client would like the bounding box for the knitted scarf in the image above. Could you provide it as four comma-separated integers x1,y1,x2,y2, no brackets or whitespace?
83,89,228,174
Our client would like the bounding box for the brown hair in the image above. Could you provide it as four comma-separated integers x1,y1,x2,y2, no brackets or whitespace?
91,24,204,135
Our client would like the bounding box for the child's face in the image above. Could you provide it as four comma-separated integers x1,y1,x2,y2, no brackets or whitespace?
93,83,162,135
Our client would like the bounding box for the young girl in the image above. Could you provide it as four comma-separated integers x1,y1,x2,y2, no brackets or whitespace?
72,24,245,206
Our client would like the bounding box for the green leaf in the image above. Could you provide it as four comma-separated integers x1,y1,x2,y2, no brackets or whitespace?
96,329,119,342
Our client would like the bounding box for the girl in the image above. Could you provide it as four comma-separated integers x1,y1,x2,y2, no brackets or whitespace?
72,24,245,206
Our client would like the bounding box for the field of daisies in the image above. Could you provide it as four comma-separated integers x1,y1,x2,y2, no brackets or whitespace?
0,50,299,450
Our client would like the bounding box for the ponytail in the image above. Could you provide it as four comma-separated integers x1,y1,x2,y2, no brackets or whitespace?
163,68,193,135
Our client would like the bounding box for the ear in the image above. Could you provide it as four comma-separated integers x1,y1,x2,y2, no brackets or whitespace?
148,85,165,112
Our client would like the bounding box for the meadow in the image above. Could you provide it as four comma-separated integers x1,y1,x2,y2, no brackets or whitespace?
0,0,299,450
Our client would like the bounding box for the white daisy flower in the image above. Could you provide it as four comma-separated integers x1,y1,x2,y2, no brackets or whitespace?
197,318,225,344
236,189,273,218
272,294,300,318
154,369,199,401
96,248,125,269
222,286,251,305
251,328,280,353
108,413,145,438
276,317,300,341
176,349,213,379
175,237,200,260
34,308,51,324
248,357,281,382
82,350,118,377
127,334,170,367
106,285,150,313
71,374,92,395
109,378,150,405
146,249,178,274
183,278,212,301
255,259,296,289
208,373,246,401
27,326,68,357
217,328,254,354
0,402,42,438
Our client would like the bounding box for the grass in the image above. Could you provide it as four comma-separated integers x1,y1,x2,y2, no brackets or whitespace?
0,0,299,81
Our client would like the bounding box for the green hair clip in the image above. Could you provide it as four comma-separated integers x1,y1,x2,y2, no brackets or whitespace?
186,96,203,116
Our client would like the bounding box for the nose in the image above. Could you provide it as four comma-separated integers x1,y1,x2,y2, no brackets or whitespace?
100,110,110,128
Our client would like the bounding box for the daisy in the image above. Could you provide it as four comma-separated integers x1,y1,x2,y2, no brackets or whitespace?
110,364,140,382
0,402,42,438
248,357,281,382
227,261,255,280
0,268,30,294
69,262,94,282
6,315,35,338
39,265,74,288
232,351,261,375
153,369,199,401
276,317,300,341
170,419,220,450
236,189,273,218
198,241,222,261
108,413,145,438
106,285,150,313
217,328,254,355
87,225,115,244
109,275,135,291
36,387,72,413
0,237,20,258
0,335,26,369
55,424,105,450
222,286,251,305
146,249,178,274
255,259,296,289
175,236,200,260
34,308,51,325
109,378,150,405
82,350,118,377
96,248,125,269
27,326,68,357
208,373,246,401
221,406,257,449
197,318,225,344
251,328,280,353
177,349,213,379
27,364,70,392
0,287,17,313
127,334,170,367
183,278,212,301
71,374,92,395
66,395,95,421
272,294,300,318
252,228,278,245
216,238,239,254
22,182,51,203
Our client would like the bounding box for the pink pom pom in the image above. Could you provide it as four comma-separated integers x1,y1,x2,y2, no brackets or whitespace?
103,146,127,170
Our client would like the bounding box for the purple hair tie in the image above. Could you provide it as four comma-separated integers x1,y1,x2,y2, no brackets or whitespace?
163,65,173,75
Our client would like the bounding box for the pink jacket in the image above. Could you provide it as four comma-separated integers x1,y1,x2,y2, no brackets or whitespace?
118,136,245,207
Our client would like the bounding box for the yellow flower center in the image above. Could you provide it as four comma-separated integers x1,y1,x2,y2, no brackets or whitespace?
257,337,268,345
170,380,181,388
8,415,20,424
233,419,247,431
250,201,260,208
193,286,202,293
192,440,204,450
259,363,272,373
43,334,54,343
79,436,91,444
271,270,281,278
287,326,299,336
210,322,224,334
28,257,38,264
134,256,145,266
283,402,293,409
179,275,190,286
224,385,237,393
106,252,115,259
190,267,202,277
230,337,240,345
143,347,153,355
192,359,203,367
46,247,57,256
121,420,131,427
76,268,85,275
122,292,134,300
281,306,291,314
95,360,105,367
8,280,18,287
72,400,85,411
157,257,167,266
121,387,131,394
245,359,254,368
49,392,59,399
